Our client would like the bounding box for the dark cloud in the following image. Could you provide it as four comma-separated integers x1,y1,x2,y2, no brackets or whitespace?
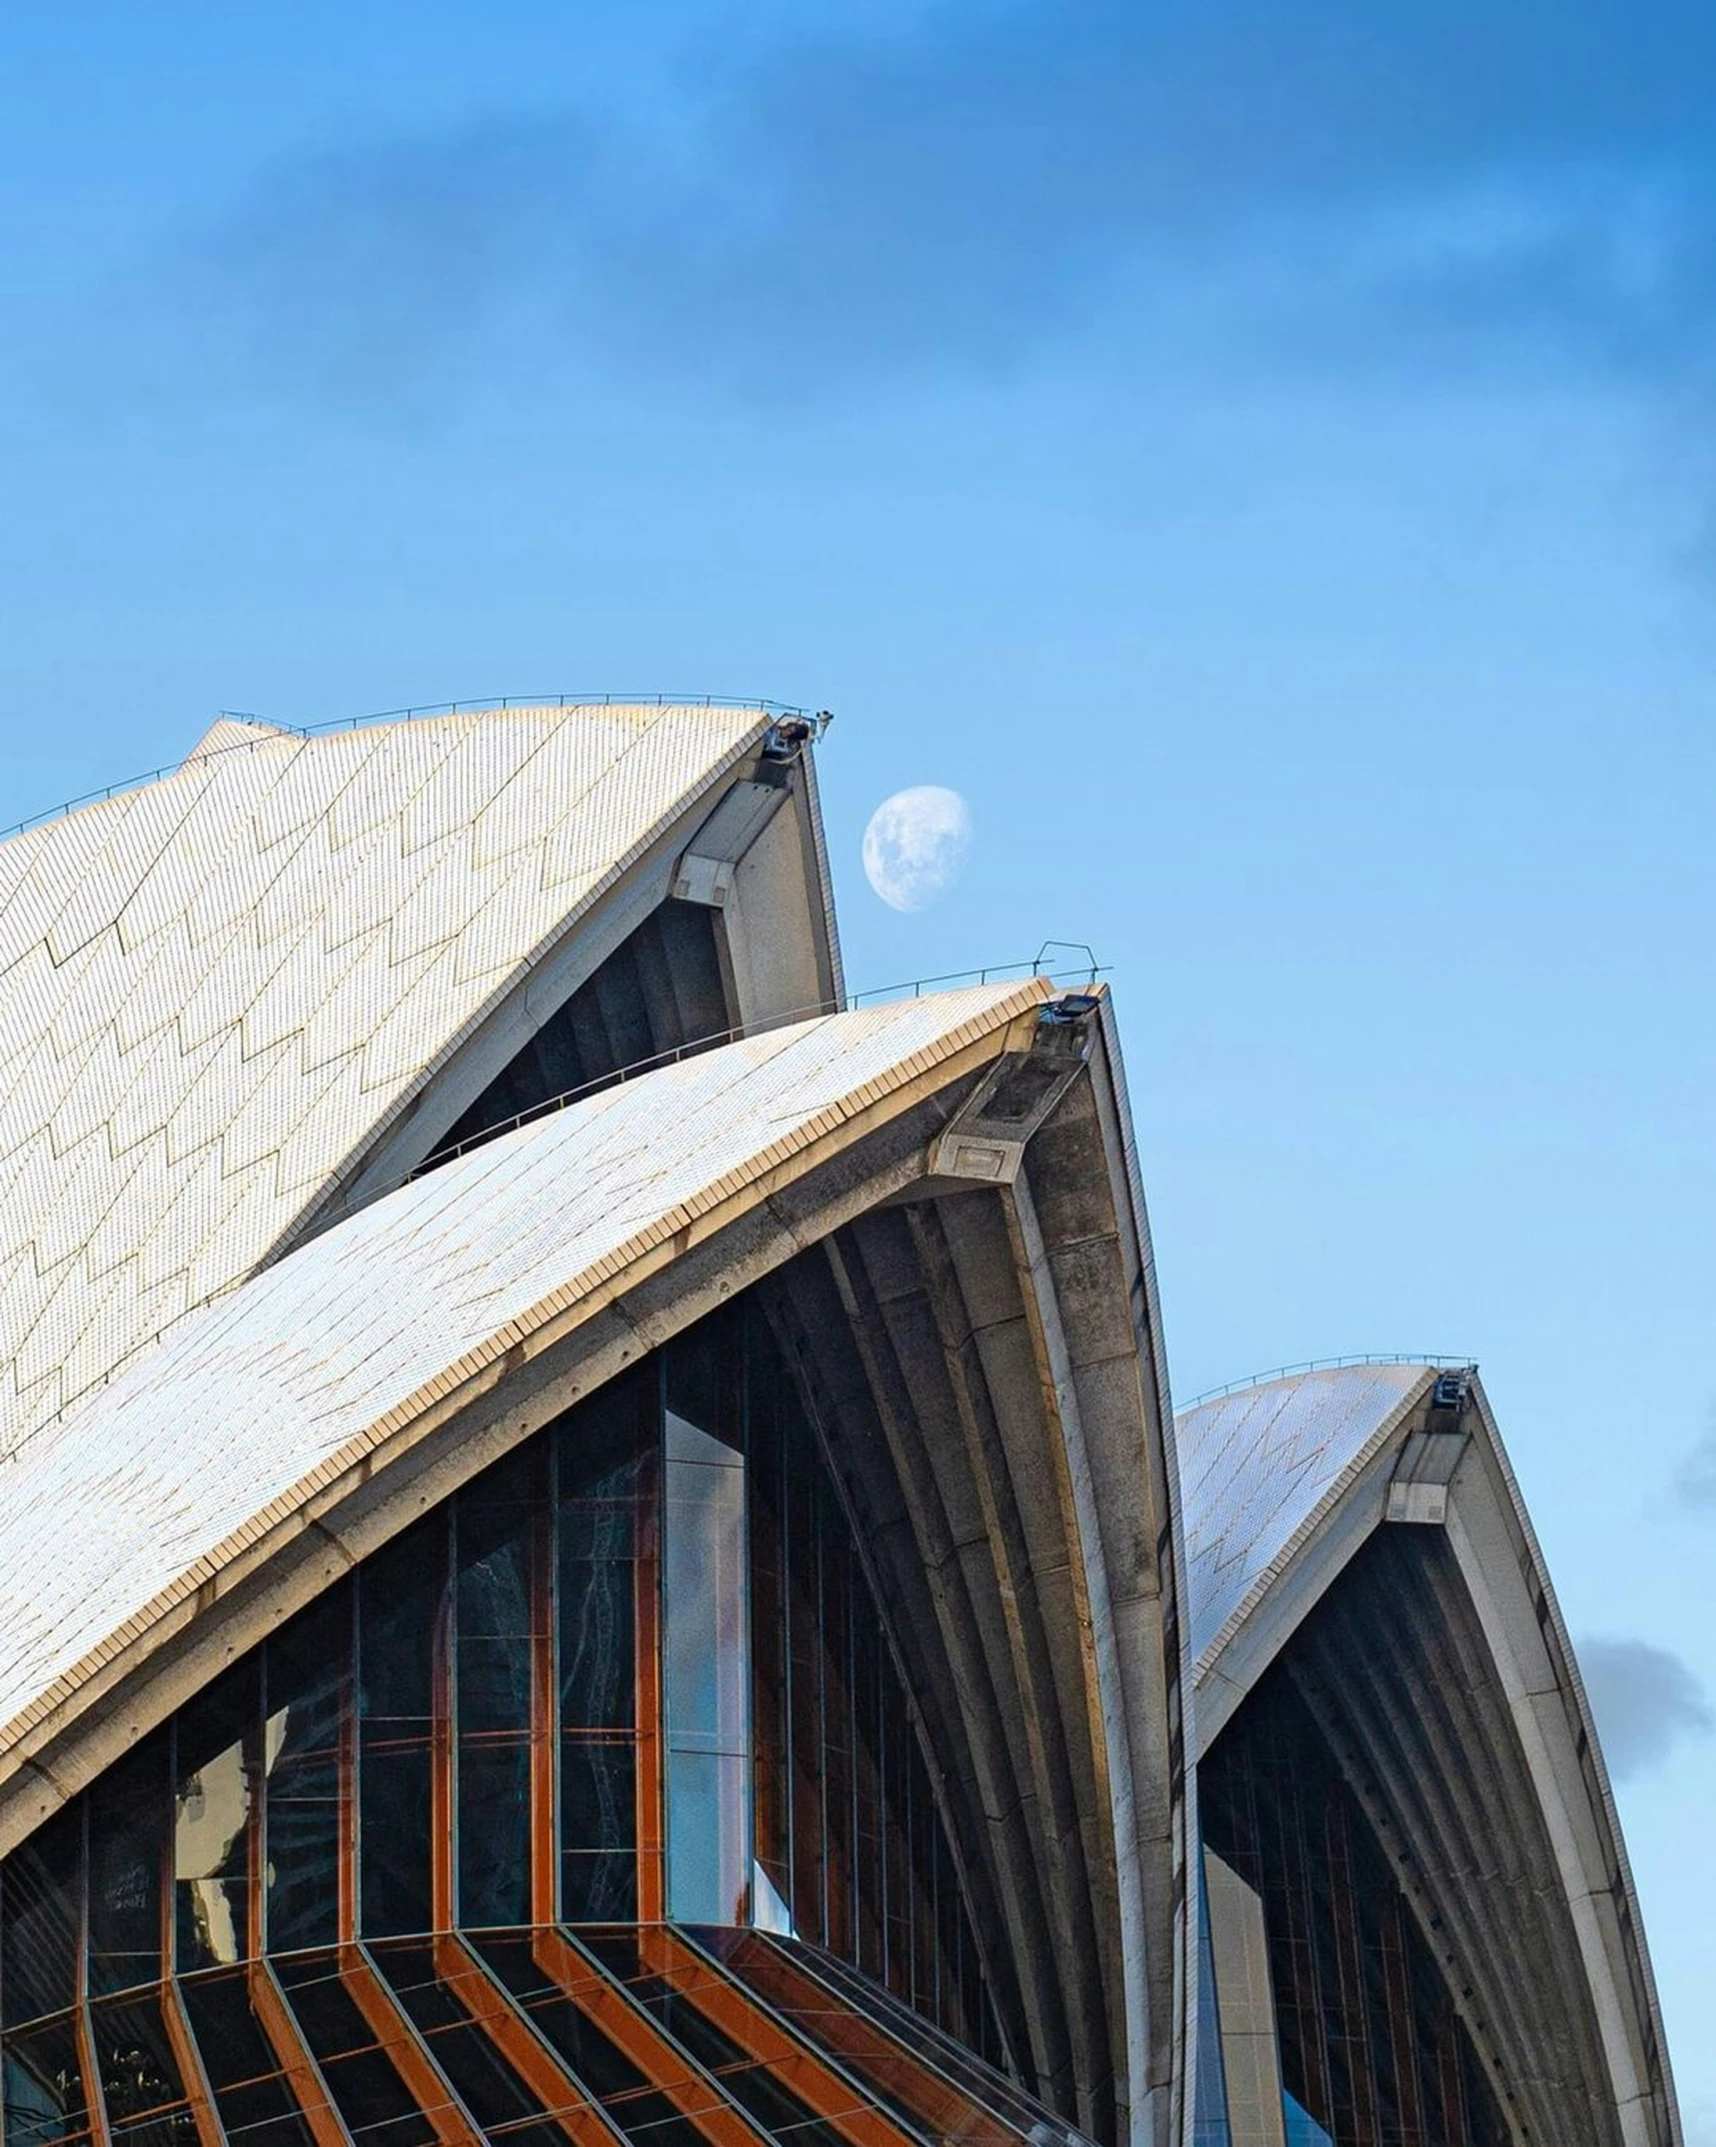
167,0,1716,402
1579,1635,1713,1782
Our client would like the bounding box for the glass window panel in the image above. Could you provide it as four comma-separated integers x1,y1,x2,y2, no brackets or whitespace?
174,1663,258,1972
359,1515,445,1939
665,1752,750,1929
2,2014,93,2147
2,1807,83,2030
575,1930,842,2147
274,1952,437,2146
87,1739,169,1999
787,1460,826,1949
456,1453,538,1931
561,1738,637,1923
178,1970,314,2144
368,1940,553,2135
86,1990,193,2145
470,1937,704,2147
265,1589,350,1954
557,1379,646,1733
664,1404,748,1927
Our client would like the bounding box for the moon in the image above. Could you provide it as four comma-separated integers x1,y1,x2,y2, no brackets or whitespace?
861,786,973,912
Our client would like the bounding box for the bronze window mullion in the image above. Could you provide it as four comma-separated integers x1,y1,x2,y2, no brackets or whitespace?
635,1414,664,1925
433,1510,456,1932
532,1445,558,1929
247,1956,350,2147
532,1925,763,2147
644,1925,919,2147
75,1802,112,2147
431,1931,624,2145
339,1583,359,1946
158,1975,223,2147
342,1940,482,2146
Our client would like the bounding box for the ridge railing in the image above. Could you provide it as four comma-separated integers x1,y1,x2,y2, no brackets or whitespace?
414,958,1109,1173
1179,1354,1476,1411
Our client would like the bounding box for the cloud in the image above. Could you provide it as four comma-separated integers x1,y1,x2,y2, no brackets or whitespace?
1578,1635,1714,1781
155,0,1716,405
1674,1419,1716,1509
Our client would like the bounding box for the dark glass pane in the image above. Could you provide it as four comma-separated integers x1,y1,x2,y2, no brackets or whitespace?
787,1455,826,1949
471,1936,704,2147
369,1940,554,2135
179,1970,314,2144
2,1807,82,2029
274,1952,437,2146
174,1662,258,1972
456,1451,538,1930
3,2014,92,2147
561,1738,637,1922
359,1514,445,1938
86,1990,193,2145
265,1589,350,1953
557,1377,647,1733
575,1929,842,2146
88,1739,168,1998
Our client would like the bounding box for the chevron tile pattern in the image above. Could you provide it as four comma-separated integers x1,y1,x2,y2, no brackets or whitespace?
0,702,764,1461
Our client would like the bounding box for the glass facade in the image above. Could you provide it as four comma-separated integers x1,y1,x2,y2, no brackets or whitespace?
1200,1669,1509,2147
0,1302,1020,2144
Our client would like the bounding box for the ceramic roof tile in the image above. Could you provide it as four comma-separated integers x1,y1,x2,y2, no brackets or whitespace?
1174,1362,1433,1666
0,981,1047,1741
0,702,772,1459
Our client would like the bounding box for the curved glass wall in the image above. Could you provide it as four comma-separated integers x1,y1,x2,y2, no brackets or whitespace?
0,1304,1018,2143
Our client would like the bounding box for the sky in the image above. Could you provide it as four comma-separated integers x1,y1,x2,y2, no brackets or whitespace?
1,0,1712,2124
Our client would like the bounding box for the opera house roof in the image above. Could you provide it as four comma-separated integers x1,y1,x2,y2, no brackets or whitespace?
0,700,1682,2147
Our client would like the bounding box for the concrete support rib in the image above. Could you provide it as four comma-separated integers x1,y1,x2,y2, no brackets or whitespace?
815,1217,1075,2106
905,1196,1110,2131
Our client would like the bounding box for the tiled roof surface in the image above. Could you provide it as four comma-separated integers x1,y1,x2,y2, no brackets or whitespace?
0,703,766,1460
0,980,1047,1750
1175,1362,1432,1666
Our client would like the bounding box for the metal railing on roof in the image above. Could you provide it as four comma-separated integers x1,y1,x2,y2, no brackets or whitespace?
413,956,1109,1174
1178,1354,1476,1413
0,955,1110,1459
1,694,828,841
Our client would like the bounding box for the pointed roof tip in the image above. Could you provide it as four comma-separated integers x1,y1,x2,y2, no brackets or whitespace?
185,713,299,762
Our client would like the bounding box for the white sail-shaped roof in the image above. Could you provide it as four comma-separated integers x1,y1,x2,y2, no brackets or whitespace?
1178,1364,1682,2146
0,980,1050,1784
0,702,775,1460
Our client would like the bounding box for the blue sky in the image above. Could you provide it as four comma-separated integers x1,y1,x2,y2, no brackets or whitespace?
3,0,1713,2121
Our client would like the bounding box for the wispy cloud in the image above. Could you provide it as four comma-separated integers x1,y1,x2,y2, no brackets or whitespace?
1579,1635,1714,1781
143,0,1716,406
1675,1420,1716,1510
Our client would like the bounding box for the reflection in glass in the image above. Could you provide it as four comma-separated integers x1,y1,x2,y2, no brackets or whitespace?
174,1667,256,1972
265,1593,347,1953
86,1989,192,2142
2,2013,91,2147
0,1298,1008,2072
664,1406,749,1924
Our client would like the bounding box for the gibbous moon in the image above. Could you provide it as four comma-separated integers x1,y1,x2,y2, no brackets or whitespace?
862,786,973,912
